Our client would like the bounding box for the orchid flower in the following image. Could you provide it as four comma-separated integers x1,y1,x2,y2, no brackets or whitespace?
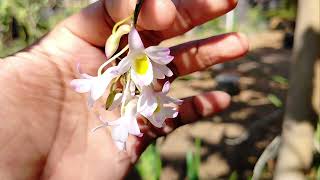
138,81,183,128
72,11,181,151
70,64,119,107
117,27,174,87
94,99,142,150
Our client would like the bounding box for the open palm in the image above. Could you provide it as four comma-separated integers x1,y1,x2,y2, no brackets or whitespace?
0,0,248,179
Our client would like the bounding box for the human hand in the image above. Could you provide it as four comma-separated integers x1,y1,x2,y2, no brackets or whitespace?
0,0,248,179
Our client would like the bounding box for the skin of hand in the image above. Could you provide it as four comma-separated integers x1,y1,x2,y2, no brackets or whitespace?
0,0,249,179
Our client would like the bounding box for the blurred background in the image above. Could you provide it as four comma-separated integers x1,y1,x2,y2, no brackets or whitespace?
0,0,319,179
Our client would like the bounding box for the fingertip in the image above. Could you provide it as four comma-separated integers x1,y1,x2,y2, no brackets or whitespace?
230,0,239,10
139,0,176,30
194,91,231,117
237,32,250,54
211,91,231,110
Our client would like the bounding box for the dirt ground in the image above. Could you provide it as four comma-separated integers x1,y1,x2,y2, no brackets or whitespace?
157,31,291,180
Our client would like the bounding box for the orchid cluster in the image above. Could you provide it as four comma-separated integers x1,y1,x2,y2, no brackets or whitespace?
70,15,182,150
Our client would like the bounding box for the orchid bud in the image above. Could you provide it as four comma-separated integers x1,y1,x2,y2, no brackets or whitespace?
105,24,131,58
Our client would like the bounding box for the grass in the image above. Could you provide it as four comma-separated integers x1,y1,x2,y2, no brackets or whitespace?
136,143,162,180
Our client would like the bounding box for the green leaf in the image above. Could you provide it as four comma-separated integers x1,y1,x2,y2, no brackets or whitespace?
271,75,288,85
229,171,238,180
136,144,162,180
105,90,116,110
186,138,201,180
267,94,283,107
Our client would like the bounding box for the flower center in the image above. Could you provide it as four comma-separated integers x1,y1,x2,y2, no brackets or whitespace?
133,54,149,75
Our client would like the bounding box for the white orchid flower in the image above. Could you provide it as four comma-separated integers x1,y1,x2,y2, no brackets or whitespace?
70,64,119,107
93,99,142,150
117,27,174,87
137,81,183,128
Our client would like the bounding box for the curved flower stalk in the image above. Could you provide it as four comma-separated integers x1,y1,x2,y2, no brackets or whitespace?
71,13,182,150
105,24,131,58
138,81,183,128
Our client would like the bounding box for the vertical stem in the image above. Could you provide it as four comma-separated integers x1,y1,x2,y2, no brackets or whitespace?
133,0,144,26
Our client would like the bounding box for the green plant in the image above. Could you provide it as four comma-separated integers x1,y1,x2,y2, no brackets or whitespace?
228,171,238,180
186,138,201,180
136,143,162,180
267,94,283,108
0,0,83,57
271,75,288,85
266,0,297,20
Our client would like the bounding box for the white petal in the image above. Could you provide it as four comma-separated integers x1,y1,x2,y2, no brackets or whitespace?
153,63,173,77
128,118,142,136
149,55,174,65
112,119,128,142
145,46,170,57
108,93,123,111
70,79,92,93
148,113,166,128
163,107,179,118
153,63,166,79
162,96,183,105
90,76,112,101
128,27,144,51
161,81,171,94
117,57,131,74
137,92,157,117
131,60,153,86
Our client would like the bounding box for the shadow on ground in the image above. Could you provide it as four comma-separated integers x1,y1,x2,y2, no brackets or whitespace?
127,31,291,180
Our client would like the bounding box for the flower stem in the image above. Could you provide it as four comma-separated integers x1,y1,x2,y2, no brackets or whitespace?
121,72,131,116
133,0,144,26
98,44,129,76
112,15,133,34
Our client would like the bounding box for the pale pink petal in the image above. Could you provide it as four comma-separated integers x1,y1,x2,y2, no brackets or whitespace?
128,27,144,51
153,64,165,79
153,63,173,77
137,92,157,117
111,119,128,142
90,77,112,101
149,112,166,128
162,96,183,105
163,107,179,118
161,81,171,94
149,55,174,65
70,79,92,93
128,118,142,136
145,46,170,57
117,57,131,74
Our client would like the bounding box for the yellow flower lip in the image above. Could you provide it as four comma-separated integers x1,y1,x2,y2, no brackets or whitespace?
133,54,149,75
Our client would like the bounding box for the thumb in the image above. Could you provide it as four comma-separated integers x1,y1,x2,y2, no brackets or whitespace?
105,0,177,31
